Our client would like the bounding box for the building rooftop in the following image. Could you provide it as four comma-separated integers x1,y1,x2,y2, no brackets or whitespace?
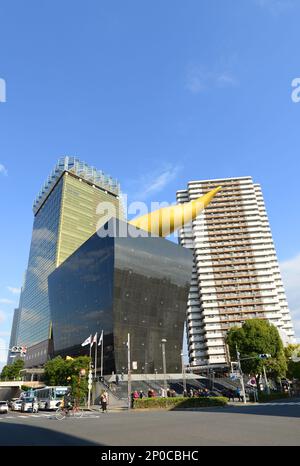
33,156,121,214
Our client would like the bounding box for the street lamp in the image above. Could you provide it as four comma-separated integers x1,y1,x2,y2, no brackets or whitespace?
127,333,131,410
161,339,167,393
181,351,187,393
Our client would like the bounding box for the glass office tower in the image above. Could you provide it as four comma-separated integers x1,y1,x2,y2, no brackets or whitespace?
14,157,123,366
48,219,193,375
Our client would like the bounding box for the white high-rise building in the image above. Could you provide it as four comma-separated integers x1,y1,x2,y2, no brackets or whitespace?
177,176,295,370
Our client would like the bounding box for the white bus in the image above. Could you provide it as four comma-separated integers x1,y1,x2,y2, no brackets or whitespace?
34,386,69,410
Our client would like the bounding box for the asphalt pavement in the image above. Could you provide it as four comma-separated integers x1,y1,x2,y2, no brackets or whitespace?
0,400,300,446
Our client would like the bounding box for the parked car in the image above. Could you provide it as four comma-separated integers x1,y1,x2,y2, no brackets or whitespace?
11,399,23,411
0,401,8,414
8,398,19,409
21,397,39,413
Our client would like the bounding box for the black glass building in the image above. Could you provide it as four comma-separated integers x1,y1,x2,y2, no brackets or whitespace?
48,219,192,375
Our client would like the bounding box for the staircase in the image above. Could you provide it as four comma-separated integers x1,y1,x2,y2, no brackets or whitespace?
93,381,128,410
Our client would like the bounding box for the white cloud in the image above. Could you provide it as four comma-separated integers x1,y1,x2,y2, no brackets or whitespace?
280,253,300,341
0,310,6,324
0,164,8,176
0,298,14,305
129,164,182,201
7,286,21,295
185,65,238,94
0,338,7,364
31,228,56,245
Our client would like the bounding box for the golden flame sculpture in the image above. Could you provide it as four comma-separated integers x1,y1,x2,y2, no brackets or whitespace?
129,186,222,237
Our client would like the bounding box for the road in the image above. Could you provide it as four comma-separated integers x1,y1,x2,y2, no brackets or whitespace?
0,400,300,446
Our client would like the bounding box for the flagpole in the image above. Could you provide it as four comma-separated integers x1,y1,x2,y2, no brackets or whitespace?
94,333,97,379
89,335,92,360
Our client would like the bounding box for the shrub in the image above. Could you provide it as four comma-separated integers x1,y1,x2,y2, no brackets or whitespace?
133,396,228,410
257,392,290,403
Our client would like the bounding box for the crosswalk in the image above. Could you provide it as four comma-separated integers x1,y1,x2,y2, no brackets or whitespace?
0,412,103,420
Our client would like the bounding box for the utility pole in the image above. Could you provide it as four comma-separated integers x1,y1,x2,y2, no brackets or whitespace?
262,365,270,395
100,335,104,379
87,337,93,409
236,345,247,404
127,333,131,410
161,339,167,393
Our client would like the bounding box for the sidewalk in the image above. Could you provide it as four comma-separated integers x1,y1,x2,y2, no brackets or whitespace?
83,404,128,413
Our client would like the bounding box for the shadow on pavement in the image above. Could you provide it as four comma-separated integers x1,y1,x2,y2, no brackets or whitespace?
0,421,102,446
172,401,300,419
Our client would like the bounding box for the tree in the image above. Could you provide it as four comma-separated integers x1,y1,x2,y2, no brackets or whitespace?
284,344,300,361
44,356,90,402
0,359,24,381
284,344,300,380
287,361,300,380
226,319,287,390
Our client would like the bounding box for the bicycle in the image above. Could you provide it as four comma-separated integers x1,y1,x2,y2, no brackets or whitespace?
54,403,84,420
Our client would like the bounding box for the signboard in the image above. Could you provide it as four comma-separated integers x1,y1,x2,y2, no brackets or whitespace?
11,345,27,354
247,378,257,387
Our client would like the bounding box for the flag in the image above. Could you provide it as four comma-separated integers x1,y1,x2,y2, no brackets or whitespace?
91,332,97,347
81,335,92,347
98,330,104,346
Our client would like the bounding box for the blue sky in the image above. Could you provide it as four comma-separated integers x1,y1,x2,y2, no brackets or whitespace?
1,0,300,368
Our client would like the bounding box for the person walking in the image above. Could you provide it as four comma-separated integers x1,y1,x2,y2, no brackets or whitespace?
100,390,108,413
235,387,242,402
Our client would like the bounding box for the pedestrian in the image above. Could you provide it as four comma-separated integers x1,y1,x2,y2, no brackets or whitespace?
131,392,135,408
139,390,144,399
235,387,242,402
228,390,235,402
183,389,187,397
100,390,108,413
160,388,166,398
115,374,119,386
166,388,171,398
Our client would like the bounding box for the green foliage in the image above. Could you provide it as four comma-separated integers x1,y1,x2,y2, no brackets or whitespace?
44,356,90,402
226,319,287,382
284,344,300,360
133,396,228,409
287,361,300,380
20,385,32,392
0,358,24,381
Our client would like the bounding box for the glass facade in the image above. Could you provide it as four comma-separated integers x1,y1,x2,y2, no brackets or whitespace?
7,307,21,364
17,177,63,347
48,220,193,375
15,158,123,365
57,172,122,265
